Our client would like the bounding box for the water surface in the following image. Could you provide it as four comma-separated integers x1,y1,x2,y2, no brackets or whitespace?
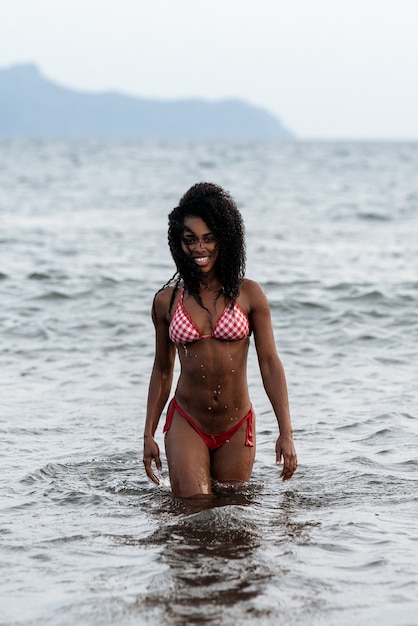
1,140,417,625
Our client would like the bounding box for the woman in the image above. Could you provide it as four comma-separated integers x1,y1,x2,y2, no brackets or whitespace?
143,182,297,498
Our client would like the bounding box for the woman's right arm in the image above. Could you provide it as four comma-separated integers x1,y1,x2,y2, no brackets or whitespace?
143,289,176,484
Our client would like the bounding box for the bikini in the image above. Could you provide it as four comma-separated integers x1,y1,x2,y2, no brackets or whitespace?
164,288,254,449
163,398,253,450
168,288,250,344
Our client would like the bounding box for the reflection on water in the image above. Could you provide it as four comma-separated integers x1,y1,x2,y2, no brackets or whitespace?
2,140,418,625
145,505,265,623
135,485,317,624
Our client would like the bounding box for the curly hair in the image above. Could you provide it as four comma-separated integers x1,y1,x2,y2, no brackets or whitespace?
166,182,246,307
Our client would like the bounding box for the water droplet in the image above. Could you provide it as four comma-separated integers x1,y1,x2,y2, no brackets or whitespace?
208,406,212,411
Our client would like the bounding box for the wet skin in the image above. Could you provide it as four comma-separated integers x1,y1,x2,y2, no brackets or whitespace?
143,217,297,497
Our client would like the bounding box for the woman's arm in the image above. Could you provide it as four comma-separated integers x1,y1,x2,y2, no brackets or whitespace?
143,289,176,484
247,280,297,481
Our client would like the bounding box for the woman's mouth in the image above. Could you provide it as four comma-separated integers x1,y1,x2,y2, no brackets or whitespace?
193,256,211,267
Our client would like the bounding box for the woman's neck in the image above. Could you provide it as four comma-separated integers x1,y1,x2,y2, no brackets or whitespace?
200,276,223,293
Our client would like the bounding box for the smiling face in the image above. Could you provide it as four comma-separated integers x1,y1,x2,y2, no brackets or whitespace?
181,216,219,275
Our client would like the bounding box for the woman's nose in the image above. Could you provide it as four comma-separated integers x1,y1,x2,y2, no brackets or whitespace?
190,238,205,250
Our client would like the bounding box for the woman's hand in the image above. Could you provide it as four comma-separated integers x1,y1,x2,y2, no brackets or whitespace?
275,435,297,481
143,436,162,484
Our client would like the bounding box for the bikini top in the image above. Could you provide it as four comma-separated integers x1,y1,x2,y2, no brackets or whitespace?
169,289,250,344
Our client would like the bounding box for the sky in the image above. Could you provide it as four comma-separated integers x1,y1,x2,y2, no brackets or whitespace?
2,0,418,139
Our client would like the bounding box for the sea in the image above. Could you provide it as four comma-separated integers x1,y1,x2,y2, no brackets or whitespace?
1,139,417,626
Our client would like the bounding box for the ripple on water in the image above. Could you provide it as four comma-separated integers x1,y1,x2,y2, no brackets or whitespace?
2,140,418,626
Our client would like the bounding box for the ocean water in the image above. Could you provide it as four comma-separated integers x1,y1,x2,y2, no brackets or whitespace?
1,139,417,626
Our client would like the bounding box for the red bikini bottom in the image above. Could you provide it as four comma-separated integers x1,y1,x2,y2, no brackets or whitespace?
163,397,254,451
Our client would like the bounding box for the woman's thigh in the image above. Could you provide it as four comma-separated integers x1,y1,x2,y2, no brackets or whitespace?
210,413,256,484
164,409,212,498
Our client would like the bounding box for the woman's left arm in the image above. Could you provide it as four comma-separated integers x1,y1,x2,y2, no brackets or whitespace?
247,280,297,481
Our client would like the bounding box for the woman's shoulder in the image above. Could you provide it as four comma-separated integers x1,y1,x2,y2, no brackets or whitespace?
240,278,266,297
154,284,175,302
153,282,182,318
241,277,260,288
239,278,268,310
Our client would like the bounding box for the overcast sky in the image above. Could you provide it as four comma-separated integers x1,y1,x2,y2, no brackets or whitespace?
2,0,418,139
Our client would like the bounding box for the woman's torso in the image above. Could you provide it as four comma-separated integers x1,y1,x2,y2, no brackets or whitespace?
167,282,252,433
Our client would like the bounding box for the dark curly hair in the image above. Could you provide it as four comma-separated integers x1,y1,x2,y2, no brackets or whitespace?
165,182,246,307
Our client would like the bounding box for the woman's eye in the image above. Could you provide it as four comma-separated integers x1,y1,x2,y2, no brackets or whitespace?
182,234,216,245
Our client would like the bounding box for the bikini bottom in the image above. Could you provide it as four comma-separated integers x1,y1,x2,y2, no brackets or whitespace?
163,397,254,451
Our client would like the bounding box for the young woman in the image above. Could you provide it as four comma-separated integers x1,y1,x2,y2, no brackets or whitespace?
143,182,297,498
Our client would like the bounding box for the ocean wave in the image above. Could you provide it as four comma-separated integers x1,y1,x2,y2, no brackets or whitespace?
357,211,392,222
17,453,145,507
27,272,51,280
2,139,418,626
31,290,72,301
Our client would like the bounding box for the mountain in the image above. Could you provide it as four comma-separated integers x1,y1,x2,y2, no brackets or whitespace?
0,64,294,140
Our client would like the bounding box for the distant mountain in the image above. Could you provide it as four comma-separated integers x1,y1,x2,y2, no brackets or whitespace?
0,64,294,140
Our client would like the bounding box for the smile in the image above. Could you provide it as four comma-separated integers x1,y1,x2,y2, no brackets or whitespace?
193,256,211,266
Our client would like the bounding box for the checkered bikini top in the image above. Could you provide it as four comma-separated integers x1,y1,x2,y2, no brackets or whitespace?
169,289,250,344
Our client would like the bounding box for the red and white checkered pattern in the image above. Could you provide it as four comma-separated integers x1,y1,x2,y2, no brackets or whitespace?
211,302,249,341
169,295,201,343
169,289,250,344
